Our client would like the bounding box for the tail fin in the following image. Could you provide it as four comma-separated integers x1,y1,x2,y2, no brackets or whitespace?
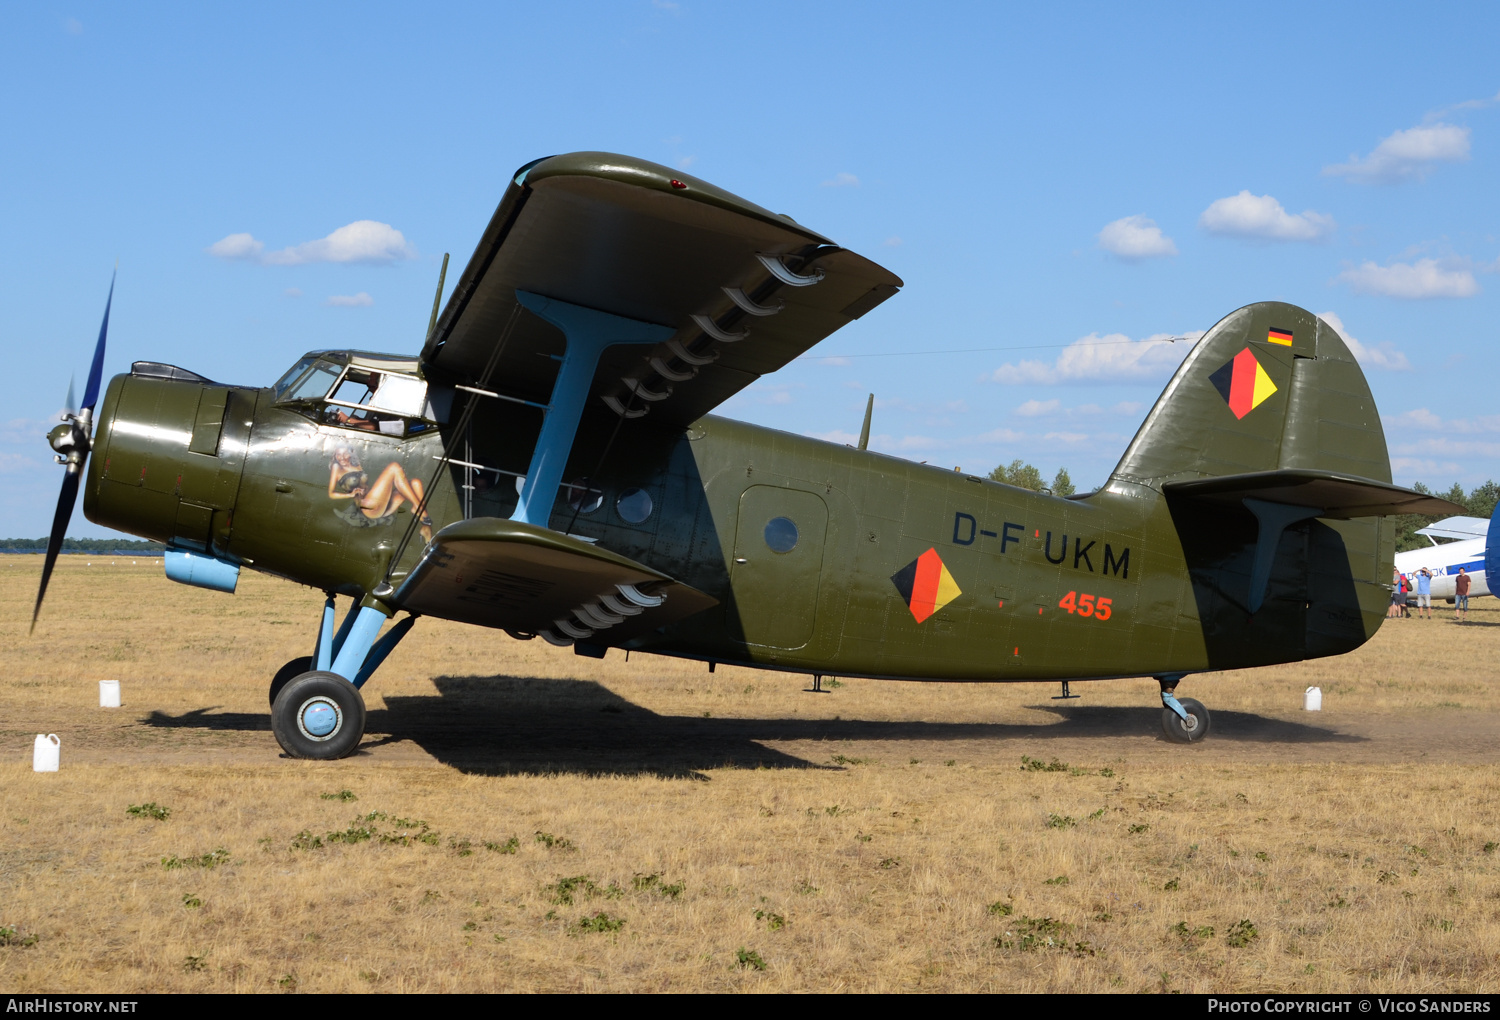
1109,302,1389,489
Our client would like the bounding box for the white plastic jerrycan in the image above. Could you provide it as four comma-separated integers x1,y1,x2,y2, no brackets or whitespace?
32,734,60,772
99,680,121,708
1304,686,1323,711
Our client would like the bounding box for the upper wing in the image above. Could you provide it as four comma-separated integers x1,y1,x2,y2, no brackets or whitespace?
420,152,902,429
393,517,718,644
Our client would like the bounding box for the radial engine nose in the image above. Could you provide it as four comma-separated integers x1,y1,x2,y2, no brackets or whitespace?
83,367,252,554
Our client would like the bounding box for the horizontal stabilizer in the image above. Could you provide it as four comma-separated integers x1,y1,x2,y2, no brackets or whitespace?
392,518,717,643
1164,469,1465,519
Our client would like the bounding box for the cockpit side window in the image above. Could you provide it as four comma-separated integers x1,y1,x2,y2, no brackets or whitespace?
320,367,434,438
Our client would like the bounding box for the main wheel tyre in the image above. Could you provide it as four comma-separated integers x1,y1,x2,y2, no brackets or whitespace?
1161,697,1211,743
269,656,313,707
271,672,366,760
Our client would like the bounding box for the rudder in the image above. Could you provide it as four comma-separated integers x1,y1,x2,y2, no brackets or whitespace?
1109,302,1389,490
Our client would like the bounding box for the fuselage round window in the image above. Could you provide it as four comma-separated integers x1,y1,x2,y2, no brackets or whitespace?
616,487,653,524
764,516,799,553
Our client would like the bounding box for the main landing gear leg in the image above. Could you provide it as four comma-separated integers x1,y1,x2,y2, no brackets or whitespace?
1157,674,1210,744
270,596,417,760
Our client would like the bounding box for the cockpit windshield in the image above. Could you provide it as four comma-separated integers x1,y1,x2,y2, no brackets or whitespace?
272,356,318,400
278,360,343,403
272,351,438,438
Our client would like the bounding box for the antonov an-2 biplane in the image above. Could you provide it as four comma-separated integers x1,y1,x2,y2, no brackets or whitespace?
33,152,1460,758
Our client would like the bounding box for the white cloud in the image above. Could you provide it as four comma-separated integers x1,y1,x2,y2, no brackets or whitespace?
1389,437,1500,460
1096,215,1177,259
1315,311,1410,370
676,155,697,169
1324,123,1471,183
1335,259,1479,299
1199,191,1334,241
283,287,303,298
971,428,1028,445
206,233,264,260
208,220,415,266
325,292,373,307
1441,89,1500,115
1385,409,1500,435
1015,399,1060,418
883,236,902,247
821,172,860,188
63,17,83,34
990,331,1200,385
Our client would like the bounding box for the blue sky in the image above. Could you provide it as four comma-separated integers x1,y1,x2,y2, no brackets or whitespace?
2,2,1497,538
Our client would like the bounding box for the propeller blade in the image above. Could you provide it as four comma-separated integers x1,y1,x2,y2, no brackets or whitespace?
80,271,114,413
64,375,76,418
30,469,81,634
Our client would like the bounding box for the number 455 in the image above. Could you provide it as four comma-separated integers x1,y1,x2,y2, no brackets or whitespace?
1058,591,1112,621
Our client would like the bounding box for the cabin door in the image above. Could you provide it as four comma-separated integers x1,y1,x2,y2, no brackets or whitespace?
730,485,828,650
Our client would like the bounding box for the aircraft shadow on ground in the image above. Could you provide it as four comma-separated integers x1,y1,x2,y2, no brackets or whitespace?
140,674,1365,777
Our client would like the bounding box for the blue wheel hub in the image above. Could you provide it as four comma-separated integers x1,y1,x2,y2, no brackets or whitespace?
298,697,342,740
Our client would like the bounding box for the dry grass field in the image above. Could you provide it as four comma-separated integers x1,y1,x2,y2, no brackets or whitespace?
3,554,1500,993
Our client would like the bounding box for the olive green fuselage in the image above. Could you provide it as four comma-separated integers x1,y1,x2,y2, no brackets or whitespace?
85,370,1391,684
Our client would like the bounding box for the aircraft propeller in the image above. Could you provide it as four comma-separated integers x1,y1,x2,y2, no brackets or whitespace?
31,273,115,634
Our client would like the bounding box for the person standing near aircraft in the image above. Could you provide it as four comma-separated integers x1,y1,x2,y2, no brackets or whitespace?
1414,567,1433,619
1389,568,1405,619
1455,566,1472,622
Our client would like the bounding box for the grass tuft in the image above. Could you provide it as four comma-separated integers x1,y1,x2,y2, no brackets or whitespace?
161,848,229,870
0,926,39,948
736,947,767,971
126,802,170,821
576,912,625,934
534,831,575,851
1224,919,1259,947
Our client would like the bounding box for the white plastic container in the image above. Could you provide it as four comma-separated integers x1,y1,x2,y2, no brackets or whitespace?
1304,686,1323,711
32,734,60,772
99,680,121,708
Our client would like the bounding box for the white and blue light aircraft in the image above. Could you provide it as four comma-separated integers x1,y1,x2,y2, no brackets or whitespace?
1394,514,1500,602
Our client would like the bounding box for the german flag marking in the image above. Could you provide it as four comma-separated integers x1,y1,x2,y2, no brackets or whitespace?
1267,327,1294,346
1208,347,1278,420
891,548,962,624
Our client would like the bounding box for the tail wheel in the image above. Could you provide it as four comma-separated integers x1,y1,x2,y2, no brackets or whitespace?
272,672,366,760
1161,697,1211,743
269,656,313,707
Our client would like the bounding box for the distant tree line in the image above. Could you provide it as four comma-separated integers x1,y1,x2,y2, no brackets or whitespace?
0,537,166,554
988,460,1076,497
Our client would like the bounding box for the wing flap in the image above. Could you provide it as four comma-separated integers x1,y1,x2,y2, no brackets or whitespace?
393,518,717,642
1164,469,1465,518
